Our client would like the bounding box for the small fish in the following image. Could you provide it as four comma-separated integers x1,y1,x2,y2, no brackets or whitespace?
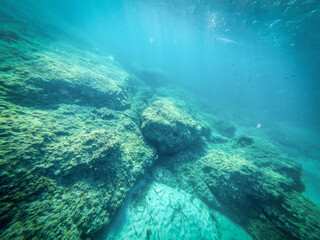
216,37,240,45
146,229,152,240
268,19,281,29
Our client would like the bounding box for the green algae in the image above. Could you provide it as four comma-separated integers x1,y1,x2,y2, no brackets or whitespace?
152,134,320,240
141,97,208,154
0,4,156,236
0,98,156,239
0,1,320,240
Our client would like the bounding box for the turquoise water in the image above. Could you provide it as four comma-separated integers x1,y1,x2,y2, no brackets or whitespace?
45,0,320,129
0,0,319,239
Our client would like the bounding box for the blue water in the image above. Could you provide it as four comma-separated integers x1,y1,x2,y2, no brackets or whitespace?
1,0,320,239
44,0,320,130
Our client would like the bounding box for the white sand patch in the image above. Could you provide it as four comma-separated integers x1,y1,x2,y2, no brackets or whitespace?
101,180,252,240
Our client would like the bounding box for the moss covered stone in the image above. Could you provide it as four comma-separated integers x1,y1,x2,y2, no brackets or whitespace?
153,136,320,240
0,99,156,239
0,3,131,110
141,98,205,154
0,3,156,236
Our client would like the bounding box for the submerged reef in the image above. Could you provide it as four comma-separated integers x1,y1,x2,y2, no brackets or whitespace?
0,2,155,239
1,1,320,240
152,135,320,240
141,98,208,154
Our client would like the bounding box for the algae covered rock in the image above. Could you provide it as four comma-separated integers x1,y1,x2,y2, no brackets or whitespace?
141,98,205,154
132,67,169,87
230,136,305,192
0,3,154,237
0,2,131,110
153,135,320,240
0,102,156,239
212,118,237,138
0,3,156,235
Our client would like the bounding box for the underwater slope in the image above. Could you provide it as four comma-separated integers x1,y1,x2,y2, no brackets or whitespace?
0,1,320,240
0,1,156,239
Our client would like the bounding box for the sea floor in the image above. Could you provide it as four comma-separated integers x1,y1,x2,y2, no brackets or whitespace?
99,180,253,240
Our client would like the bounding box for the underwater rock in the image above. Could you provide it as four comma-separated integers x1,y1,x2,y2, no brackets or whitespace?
94,107,117,120
0,4,151,237
141,98,205,154
212,118,237,138
201,149,295,218
154,136,320,240
230,136,305,192
0,4,146,233
133,68,169,87
0,12,131,110
0,101,155,239
245,191,320,240
207,131,229,144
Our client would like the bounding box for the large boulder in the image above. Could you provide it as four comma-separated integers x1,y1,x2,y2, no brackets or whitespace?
212,119,237,138
0,103,156,239
141,98,205,154
153,136,320,240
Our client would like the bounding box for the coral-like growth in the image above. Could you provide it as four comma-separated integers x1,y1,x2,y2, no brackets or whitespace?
141,98,206,154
